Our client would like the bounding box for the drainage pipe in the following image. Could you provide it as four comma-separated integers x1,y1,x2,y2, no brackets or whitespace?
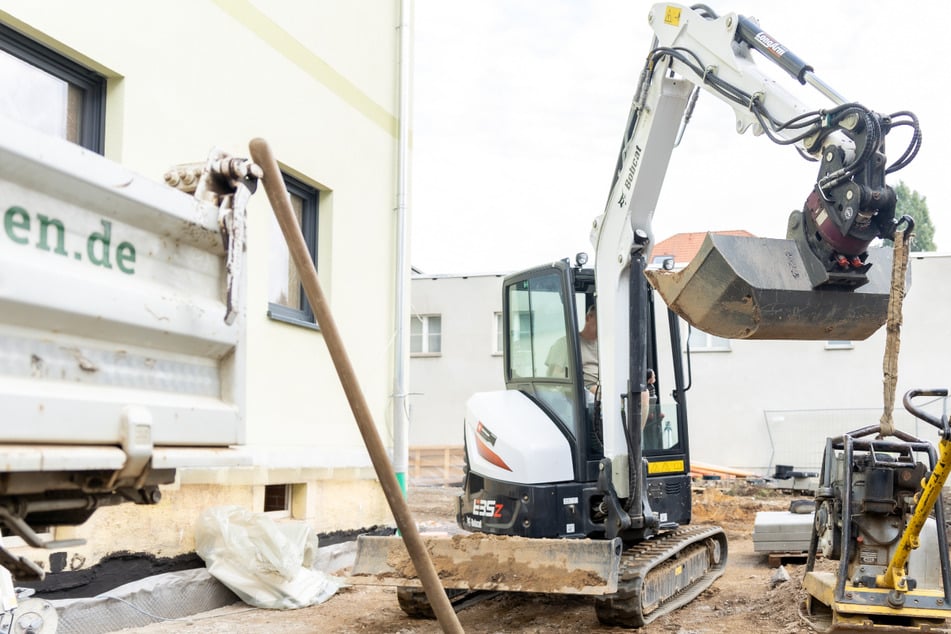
392,0,412,495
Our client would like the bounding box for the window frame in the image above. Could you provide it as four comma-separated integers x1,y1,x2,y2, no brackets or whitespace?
687,326,731,352
0,21,106,152
267,172,320,329
492,311,503,356
262,483,291,518
825,340,854,350
411,314,442,356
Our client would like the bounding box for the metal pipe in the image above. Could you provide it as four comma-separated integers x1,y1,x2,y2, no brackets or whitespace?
735,15,849,106
392,0,412,495
248,138,463,634
803,72,849,106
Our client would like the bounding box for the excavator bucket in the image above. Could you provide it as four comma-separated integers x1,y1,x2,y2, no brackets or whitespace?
645,233,896,341
349,534,622,595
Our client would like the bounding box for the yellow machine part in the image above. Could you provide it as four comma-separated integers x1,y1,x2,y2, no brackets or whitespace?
802,435,951,632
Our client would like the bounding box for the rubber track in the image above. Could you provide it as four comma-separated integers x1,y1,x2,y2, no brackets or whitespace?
595,524,728,628
396,587,491,618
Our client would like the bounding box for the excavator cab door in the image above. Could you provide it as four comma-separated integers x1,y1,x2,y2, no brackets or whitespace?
503,261,600,482
641,290,695,529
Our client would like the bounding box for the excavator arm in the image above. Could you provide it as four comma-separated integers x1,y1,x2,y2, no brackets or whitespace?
593,3,919,499
601,4,919,271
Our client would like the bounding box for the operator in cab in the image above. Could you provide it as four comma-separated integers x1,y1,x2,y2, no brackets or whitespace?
546,303,599,396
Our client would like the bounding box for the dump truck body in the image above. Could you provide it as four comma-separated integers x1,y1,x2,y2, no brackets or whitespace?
0,116,253,579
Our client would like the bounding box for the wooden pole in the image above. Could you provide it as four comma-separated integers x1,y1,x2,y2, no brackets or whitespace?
249,138,464,634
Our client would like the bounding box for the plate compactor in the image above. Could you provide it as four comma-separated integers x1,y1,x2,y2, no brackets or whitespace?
802,389,951,632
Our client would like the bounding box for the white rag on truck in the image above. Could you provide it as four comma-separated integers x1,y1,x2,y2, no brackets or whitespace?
195,506,339,609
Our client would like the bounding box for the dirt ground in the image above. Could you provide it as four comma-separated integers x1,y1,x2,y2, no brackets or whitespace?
117,484,816,633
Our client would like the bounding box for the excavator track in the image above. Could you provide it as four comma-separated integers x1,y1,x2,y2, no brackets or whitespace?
595,524,728,628
396,587,496,618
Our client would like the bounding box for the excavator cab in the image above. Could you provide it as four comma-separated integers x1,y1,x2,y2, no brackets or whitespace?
501,262,600,468
459,257,695,539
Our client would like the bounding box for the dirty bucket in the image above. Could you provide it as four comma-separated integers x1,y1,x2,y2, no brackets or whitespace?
645,233,896,341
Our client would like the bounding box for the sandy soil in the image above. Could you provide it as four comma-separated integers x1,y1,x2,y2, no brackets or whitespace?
116,484,818,633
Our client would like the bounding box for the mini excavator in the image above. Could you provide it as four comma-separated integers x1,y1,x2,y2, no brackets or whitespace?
351,3,928,628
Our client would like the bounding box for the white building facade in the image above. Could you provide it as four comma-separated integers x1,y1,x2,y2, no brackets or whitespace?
410,253,951,475
409,273,506,447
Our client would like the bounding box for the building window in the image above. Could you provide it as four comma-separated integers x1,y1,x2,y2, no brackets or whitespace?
494,310,531,357
825,340,853,350
268,173,319,328
493,312,503,355
411,314,441,355
263,483,290,517
0,22,106,152
687,327,730,352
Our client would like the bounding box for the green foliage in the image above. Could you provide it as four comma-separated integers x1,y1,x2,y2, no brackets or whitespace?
890,181,936,251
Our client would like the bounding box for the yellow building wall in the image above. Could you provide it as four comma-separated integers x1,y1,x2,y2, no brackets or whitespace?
0,0,404,569
15,471,393,577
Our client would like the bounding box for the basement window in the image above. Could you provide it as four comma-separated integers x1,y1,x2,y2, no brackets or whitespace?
263,484,291,517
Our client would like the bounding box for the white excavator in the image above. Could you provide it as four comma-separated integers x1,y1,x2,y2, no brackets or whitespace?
352,3,931,628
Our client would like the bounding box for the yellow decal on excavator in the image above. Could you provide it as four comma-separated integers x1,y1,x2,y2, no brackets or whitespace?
664,6,682,26
648,459,685,474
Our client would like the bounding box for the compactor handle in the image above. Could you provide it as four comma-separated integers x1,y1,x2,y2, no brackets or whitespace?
902,388,950,435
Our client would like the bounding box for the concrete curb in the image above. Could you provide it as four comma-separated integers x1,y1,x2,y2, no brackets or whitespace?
48,541,358,633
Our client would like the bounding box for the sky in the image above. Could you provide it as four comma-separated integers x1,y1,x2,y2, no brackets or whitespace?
409,1,949,275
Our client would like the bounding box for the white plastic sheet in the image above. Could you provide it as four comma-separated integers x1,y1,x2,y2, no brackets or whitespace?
195,506,340,609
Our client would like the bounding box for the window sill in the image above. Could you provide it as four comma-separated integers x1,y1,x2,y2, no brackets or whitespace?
262,509,292,519
267,305,320,331
411,353,442,358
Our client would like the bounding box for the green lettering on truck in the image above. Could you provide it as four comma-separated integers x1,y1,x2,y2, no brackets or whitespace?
87,219,112,269
4,206,29,244
3,205,136,275
37,214,68,255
